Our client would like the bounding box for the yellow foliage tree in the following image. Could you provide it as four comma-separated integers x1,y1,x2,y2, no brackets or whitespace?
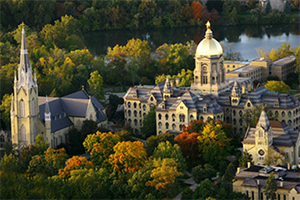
146,158,183,197
109,141,147,173
264,80,290,94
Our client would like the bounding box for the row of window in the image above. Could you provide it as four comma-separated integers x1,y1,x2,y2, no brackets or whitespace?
245,191,288,200
127,110,146,118
157,122,185,131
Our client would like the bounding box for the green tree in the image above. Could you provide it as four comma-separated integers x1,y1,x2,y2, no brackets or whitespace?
34,134,49,155
250,8,262,24
88,70,104,100
141,106,156,137
263,172,277,200
192,164,217,183
146,132,174,156
264,80,290,93
0,94,12,130
198,123,232,167
152,141,186,172
239,151,254,168
0,153,20,173
193,179,216,199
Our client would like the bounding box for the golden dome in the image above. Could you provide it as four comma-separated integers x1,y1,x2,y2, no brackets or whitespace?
195,21,223,57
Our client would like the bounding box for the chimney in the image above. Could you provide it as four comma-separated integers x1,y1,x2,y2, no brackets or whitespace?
280,181,283,187
237,167,240,174
247,162,251,168
287,163,290,170
175,77,180,87
257,180,260,186
170,80,174,88
242,84,246,94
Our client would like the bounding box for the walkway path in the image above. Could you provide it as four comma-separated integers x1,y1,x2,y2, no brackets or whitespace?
172,170,200,200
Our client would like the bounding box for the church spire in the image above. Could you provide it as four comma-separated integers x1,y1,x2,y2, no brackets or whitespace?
45,96,51,121
256,106,270,130
231,81,240,97
20,27,30,73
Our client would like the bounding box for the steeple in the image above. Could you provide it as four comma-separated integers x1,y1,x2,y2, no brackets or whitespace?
205,21,213,39
17,27,34,88
45,96,51,121
256,106,270,130
10,96,15,117
163,76,173,100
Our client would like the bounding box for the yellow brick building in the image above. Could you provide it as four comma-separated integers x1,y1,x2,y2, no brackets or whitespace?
123,22,300,136
10,29,107,149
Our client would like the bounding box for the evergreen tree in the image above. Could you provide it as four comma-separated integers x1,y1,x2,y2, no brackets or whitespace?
140,106,156,138
263,172,277,200
239,151,254,168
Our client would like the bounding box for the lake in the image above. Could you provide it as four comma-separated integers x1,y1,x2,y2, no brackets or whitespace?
83,24,300,61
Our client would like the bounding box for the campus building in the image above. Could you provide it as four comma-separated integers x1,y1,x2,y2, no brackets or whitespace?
233,164,300,199
123,22,300,137
243,108,300,165
10,29,107,149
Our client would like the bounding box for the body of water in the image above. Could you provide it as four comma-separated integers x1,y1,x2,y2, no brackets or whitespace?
83,24,300,61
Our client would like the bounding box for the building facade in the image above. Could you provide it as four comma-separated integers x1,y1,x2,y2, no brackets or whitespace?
243,108,300,165
123,22,300,137
10,29,107,149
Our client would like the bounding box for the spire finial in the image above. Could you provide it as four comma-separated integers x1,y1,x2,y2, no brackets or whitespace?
206,21,211,31
34,69,37,82
82,85,84,90
205,21,213,39
14,71,17,83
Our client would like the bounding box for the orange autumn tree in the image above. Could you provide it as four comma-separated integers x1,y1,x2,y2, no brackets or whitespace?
45,147,68,175
109,141,147,173
59,156,94,179
83,131,120,167
174,121,203,164
190,1,203,22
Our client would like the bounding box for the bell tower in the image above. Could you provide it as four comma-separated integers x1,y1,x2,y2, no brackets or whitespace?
11,27,39,148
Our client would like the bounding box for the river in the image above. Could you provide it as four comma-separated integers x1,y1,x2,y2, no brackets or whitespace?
83,24,300,61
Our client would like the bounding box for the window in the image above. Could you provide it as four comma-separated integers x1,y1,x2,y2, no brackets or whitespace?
179,114,185,122
283,195,286,200
143,113,146,118
134,102,137,108
150,97,153,101
172,124,176,130
180,125,183,131
166,123,169,129
278,194,280,200
140,120,142,126
233,118,236,125
0,135,5,142
261,192,264,200
239,110,243,117
252,191,254,200
203,107,207,113
143,105,146,111
233,110,236,116
134,111,137,117
21,125,26,141
165,114,169,120
20,99,25,117
158,114,162,120
282,111,285,117
172,114,176,122
139,111,141,117
158,122,162,129
203,76,208,84
128,110,131,117
128,102,131,108
128,119,132,125
31,99,35,115
246,191,248,197
190,115,194,121
134,119,137,126
288,111,292,117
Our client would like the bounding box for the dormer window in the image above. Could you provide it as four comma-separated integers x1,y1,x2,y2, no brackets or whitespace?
150,97,154,101
203,106,207,113
274,101,279,107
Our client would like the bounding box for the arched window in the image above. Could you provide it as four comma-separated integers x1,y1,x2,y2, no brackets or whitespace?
166,123,169,129
217,115,220,120
139,103,141,109
128,102,131,108
139,111,141,117
282,111,285,117
172,124,176,130
158,114,162,120
282,120,286,124
128,119,132,125
134,102,137,108
134,119,137,126
239,110,243,117
143,113,146,118
288,111,292,117
179,114,185,122
226,117,229,123
275,111,279,116
159,131,162,135
239,119,243,126
200,116,204,121
20,99,25,117
233,118,236,125
150,97,154,101
140,120,142,126
150,103,154,108
288,120,292,127
143,105,146,111
90,114,93,120
158,122,162,129
180,125,183,131
233,110,236,116
190,115,194,121
31,98,35,115
21,125,26,141
134,111,137,117
247,103,251,107
165,114,169,120
172,114,176,122
128,110,131,117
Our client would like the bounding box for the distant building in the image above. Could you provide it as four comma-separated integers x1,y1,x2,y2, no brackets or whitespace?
124,22,300,136
233,165,300,199
10,28,107,149
243,108,300,165
225,56,296,82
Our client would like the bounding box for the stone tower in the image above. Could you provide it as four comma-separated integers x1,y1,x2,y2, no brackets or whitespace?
11,28,39,148
191,21,228,96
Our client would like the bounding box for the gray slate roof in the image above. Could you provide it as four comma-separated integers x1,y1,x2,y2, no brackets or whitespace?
38,90,106,133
